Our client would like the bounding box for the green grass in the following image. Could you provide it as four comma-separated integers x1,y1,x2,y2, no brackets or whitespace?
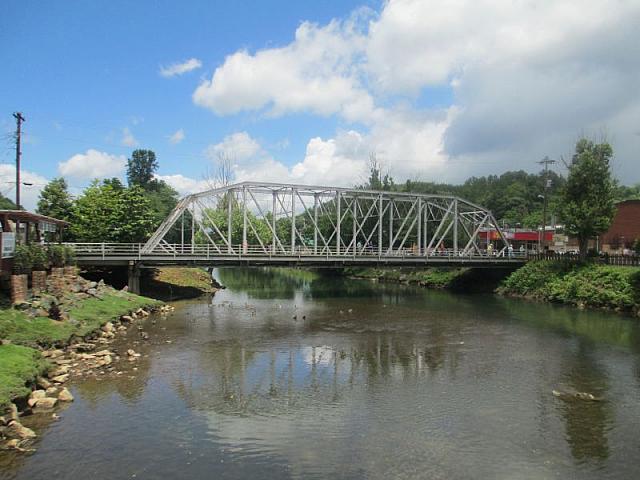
0,344,49,407
0,290,160,406
0,291,159,348
499,261,640,312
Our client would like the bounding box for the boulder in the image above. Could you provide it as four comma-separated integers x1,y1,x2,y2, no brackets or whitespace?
51,374,69,384
94,349,113,357
120,315,134,323
101,322,114,333
58,388,74,402
34,397,58,409
6,403,19,422
45,387,58,396
27,390,46,407
73,343,96,352
6,421,36,440
36,377,51,389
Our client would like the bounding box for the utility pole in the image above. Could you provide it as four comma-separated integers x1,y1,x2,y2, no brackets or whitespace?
537,156,556,253
13,112,25,208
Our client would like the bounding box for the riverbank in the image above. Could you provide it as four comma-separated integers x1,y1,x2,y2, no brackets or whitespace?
141,267,219,300
343,266,511,292
497,260,640,315
0,275,161,411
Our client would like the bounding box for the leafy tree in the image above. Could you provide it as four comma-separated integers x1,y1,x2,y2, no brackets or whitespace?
143,179,179,229
560,138,616,259
198,207,271,248
0,193,17,210
36,178,73,221
71,180,156,242
127,149,158,187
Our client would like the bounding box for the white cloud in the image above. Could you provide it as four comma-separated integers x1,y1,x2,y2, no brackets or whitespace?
191,0,640,184
58,149,127,180
0,164,50,212
205,131,261,163
160,58,202,77
155,174,210,197
168,128,185,145
193,18,378,123
121,127,138,147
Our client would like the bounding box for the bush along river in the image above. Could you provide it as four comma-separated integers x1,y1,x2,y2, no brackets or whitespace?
2,267,640,479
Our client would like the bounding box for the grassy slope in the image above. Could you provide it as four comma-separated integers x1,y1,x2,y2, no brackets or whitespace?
0,344,49,405
0,291,159,407
498,260,640,312
141,267,213,300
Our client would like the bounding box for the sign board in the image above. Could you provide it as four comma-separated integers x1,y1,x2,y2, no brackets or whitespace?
1,232,15,258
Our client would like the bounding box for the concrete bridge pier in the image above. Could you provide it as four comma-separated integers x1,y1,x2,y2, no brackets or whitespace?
128,261,141,295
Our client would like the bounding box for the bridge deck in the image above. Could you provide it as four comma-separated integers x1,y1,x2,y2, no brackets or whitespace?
70,243,526,268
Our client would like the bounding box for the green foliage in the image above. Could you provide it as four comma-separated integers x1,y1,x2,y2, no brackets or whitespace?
0,193,18,210
142,179,179,233
36,177,73,222
12,245,33,274
63,245,76,266
345,267,467,289
199,207,271,247
499,261,640,311
0,344,48,407
71,180,156,242
48,244,66,267
30,245,48,270
633,238,640,256
560,138,616,258
127,149,158,187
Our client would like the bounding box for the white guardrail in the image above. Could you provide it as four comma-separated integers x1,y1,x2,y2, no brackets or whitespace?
65,243,528,261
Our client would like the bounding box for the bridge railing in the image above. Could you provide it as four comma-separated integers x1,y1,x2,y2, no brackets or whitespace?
66,242,528,261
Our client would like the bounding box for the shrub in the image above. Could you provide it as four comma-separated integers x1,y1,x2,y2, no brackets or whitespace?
48,245,66,268
12,245,32,274
30,245,48,271
63,245,76,266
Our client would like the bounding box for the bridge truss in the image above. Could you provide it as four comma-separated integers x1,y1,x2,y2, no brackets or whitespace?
141,181,510,259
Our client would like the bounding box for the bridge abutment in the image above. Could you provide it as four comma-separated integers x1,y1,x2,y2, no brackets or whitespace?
128,261,141,295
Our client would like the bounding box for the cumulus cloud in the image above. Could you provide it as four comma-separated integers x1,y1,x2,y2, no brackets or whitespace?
155,174,210,197
205,131,261,163
159,58,202,77
58,149,127,180
121,127,138,147
191,0,640,184
193,18,378,123
168,128,185,145
0,164,49,211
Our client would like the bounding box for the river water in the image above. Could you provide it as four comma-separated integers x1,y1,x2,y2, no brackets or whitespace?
2,268,640,479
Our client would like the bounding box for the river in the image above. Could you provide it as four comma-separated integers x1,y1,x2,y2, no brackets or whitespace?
2,268,640,479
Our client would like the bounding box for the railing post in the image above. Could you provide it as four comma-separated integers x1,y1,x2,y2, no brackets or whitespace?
101,243,105,260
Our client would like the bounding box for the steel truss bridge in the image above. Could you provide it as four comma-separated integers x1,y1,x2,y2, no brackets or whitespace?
69,182,525,291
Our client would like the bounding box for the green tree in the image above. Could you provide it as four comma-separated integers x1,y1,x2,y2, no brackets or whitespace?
560,138,616,259
36,178,73,221
0,193,18,210
71,180,156,243
127,149,158,187
144,179,179,230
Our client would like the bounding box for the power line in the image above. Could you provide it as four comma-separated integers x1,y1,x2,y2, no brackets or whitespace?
13,112,25,207
537,155,556,251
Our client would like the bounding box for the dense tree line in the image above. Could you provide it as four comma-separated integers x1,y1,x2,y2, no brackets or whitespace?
36,149,178,243
30,139,635,258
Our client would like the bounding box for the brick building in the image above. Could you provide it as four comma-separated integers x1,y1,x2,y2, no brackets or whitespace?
599,200,640,253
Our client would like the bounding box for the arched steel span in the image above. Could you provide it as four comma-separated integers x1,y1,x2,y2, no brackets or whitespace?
141,181,511,258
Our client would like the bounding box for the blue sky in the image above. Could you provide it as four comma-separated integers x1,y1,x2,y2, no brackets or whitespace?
1,0,638,210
